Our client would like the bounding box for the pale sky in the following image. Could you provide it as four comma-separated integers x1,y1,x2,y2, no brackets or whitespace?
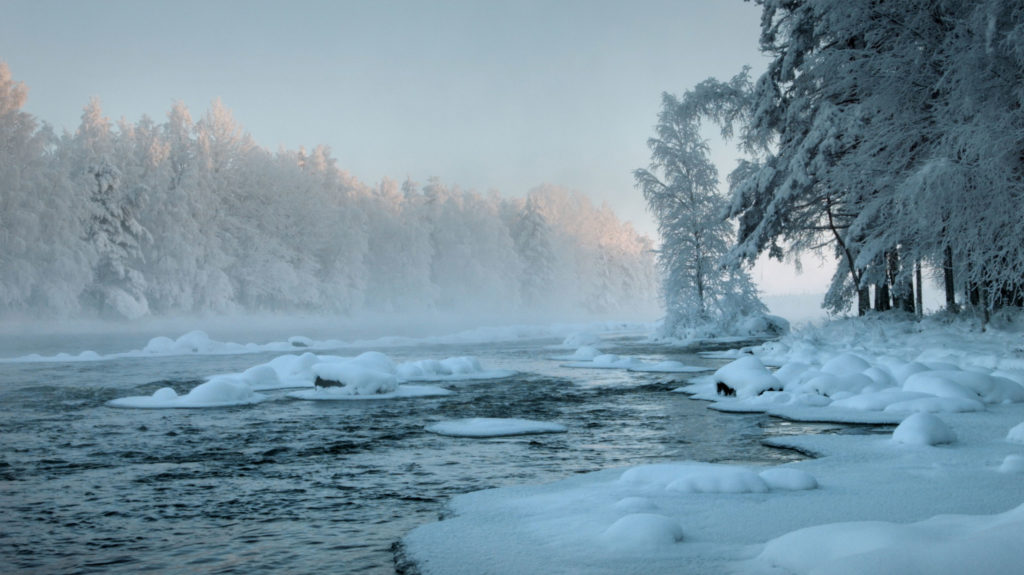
0,0,833,300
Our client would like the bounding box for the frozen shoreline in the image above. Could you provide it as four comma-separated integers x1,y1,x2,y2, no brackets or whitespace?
400,315,1024,574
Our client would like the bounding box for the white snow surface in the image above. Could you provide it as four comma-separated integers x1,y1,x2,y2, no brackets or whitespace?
107,379,267,409
425,418,568,437
403,315,1024,574
892,412,957,446
107,349,506,408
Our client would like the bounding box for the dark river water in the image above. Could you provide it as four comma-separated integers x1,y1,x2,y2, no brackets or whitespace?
0,331,813,574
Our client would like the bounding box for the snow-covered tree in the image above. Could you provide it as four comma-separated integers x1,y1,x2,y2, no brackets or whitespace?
511,195,555,308
0,65,659,320
636,92,764,336
0,62,93,315
703,0,1024,318
83,161,151,318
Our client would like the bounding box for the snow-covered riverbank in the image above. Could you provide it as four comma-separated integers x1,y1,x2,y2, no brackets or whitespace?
401,314,1024,574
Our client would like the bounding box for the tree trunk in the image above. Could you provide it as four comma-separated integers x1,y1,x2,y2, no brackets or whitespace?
825,194,865,316
943,246,957,313
915,259,923,319
875,282,890,312
889,250,914,313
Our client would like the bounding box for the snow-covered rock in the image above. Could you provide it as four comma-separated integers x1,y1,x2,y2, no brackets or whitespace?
107,378,266,408
892,413,956,446
712,356,783,397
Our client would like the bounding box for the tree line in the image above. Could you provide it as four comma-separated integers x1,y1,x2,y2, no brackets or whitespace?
640,0,1023,330
0,63,657,320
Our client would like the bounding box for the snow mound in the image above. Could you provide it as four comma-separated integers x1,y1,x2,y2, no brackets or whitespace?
313,351,400,395
424,418,567,437
998,455,1024,473
248,352,321,390
1006,421,1024,444
143,330,221,354
756,503,1024,575
315,364,399,395
107,379,266,408
820,353,871,375
620,462,769,493
397,356,516,382
667,467,768,494
712,356,783,397
758,467,818,491
903,373,982,402
599,513,683,550
830,390,932,411
892,413,956,446
883,396,985,413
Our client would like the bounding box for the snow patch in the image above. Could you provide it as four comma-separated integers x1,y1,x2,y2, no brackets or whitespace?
756,503,1024,575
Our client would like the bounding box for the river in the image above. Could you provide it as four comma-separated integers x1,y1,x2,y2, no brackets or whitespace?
0,327,818,574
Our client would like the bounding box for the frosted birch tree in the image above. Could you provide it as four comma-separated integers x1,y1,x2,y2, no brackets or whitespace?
636,92,764,337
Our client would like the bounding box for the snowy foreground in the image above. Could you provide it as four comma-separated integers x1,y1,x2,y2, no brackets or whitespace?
402,316,1024,574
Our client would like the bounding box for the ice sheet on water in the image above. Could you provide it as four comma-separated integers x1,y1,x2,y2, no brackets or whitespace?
425,418,567,437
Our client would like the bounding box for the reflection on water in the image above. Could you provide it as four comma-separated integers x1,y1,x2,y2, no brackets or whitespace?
1,335,808,574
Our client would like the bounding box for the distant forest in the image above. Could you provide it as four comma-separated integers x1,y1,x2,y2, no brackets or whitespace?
0,63,658,320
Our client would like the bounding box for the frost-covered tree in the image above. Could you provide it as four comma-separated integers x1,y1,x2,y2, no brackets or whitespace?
0,62,93,315
511,195,555,308
136,101,204,312
708,0,1024,318
636,92,764,336
84,161,151,318
0,64,659,320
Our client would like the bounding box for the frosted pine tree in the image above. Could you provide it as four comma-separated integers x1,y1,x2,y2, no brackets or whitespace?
512,196,555,308
85,161,151,318
635,93,765,338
